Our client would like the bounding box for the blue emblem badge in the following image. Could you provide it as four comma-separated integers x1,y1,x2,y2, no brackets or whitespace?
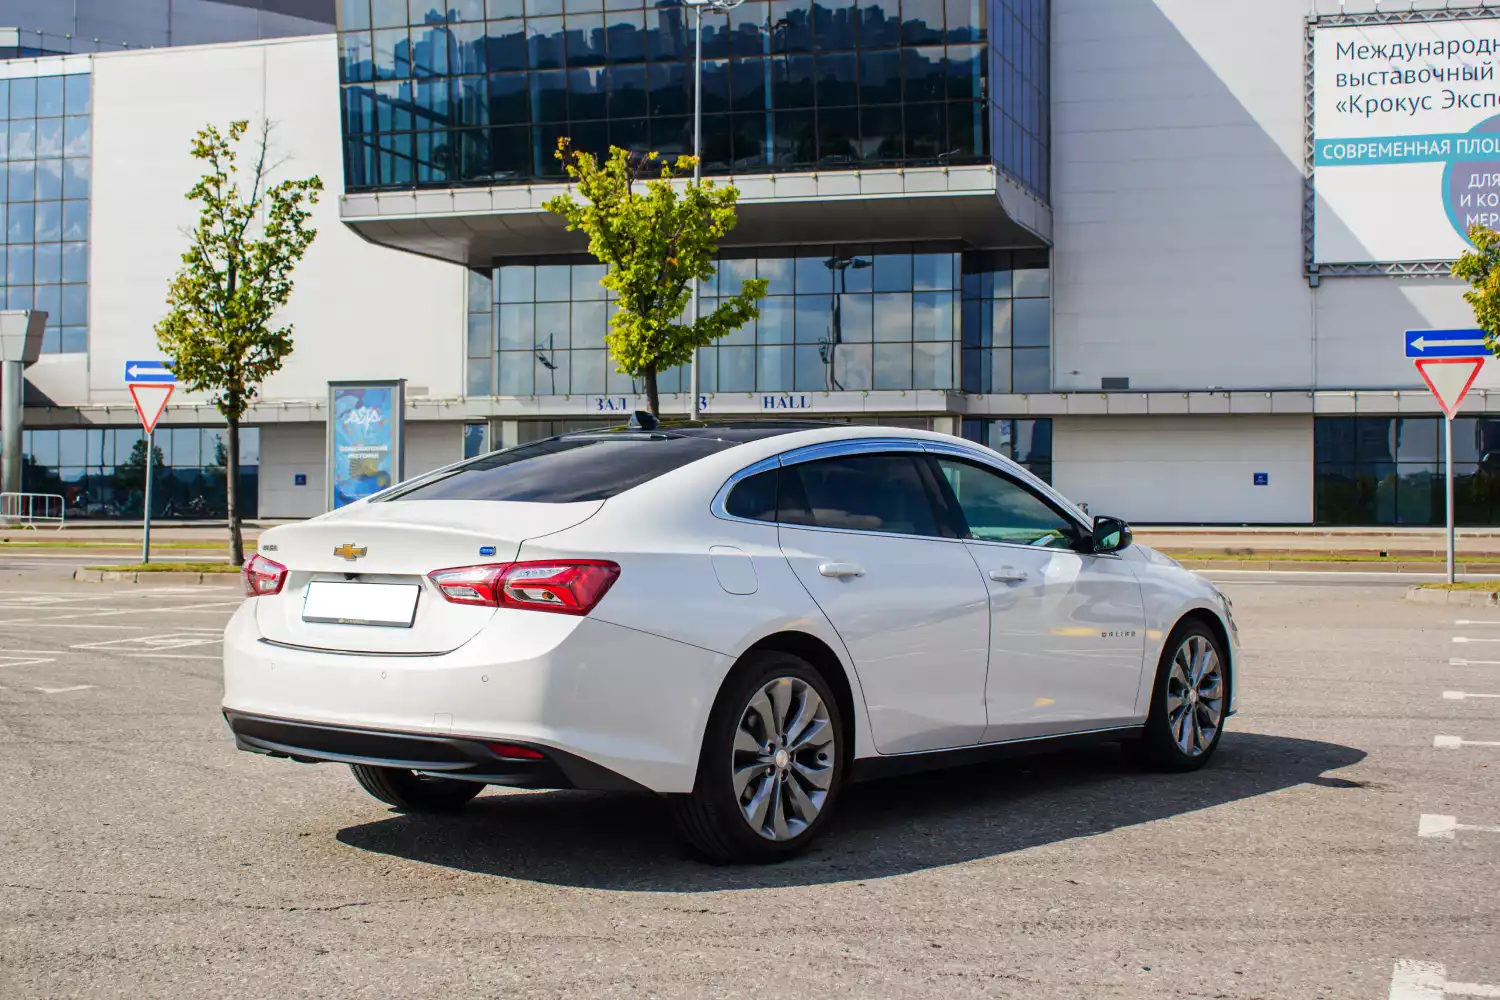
479,545,496,557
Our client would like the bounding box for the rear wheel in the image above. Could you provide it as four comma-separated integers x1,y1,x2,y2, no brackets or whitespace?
672,651,846,864
349,764,483,811
1130,619,1227,772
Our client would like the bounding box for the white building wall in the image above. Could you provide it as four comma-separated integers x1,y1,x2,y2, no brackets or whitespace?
405,421,463,477
1049,0,1488,395
257,423,324,519
87,35,465,411
1053,415,1314,524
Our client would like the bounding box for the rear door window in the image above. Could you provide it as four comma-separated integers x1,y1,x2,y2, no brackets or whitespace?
780,454,944,537
386,435,733,503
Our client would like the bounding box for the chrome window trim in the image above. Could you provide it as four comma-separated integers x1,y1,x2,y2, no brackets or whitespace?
710,454,782,524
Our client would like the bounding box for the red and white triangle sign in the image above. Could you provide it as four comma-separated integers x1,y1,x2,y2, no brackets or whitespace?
1415,357,1486,417
128,383,174,434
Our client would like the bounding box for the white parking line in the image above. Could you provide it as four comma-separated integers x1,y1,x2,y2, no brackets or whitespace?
1418,815,1500,839
1434,735,1500,749
123,653,221,660
1390,960,1500,997
71,633,221,652
0,656,57,669
1450,658,1500,666
33,684,94,694
1456,619,1500,625
1444,691,1500,700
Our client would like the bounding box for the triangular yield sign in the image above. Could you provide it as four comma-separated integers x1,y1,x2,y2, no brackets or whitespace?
1415,357,1485,418
128,383,174,434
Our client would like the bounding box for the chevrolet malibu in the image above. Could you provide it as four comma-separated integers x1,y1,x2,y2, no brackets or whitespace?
224,420,1237,863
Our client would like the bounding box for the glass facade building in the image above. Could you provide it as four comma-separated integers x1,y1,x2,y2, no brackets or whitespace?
337,0,1048,197
19,427,261,519
1314,416,1500,527
465,244,1048,397
0,72,91,354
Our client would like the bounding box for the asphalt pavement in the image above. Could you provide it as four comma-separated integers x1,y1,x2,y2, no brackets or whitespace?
0,566,1496,999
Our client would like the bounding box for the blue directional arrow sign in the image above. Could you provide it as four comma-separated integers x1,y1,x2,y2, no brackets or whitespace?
1405,329,1490,359
123,360,176,384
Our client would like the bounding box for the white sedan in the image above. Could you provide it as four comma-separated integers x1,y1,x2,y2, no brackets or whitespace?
224,419,1237,863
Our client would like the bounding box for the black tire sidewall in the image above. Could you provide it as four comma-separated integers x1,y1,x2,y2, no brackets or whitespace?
1140,620,1227,771
689,651,848,862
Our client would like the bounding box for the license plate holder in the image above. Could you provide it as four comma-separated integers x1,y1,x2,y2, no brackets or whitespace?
302,581,420,628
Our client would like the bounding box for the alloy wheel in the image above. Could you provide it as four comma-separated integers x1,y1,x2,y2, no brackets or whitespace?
1165,634,1224,757
731,676,837,841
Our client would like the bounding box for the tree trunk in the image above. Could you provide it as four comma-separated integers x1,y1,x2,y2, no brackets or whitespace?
226,415,244,567
644,369,660,416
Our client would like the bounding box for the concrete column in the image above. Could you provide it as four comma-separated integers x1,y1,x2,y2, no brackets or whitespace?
0,310,45,496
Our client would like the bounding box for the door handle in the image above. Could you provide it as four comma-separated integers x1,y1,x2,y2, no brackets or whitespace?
988,567,1029,583
818,562,865,578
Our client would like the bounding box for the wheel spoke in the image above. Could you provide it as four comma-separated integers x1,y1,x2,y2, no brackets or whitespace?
1166,691,1186,715
769,773,790,840
733,760,768,796
1173,705,1192,750
734,727,763,756
742,771,774,832
1188,706,1203,754
791,758,833,790
781,685,820,747
745,689,775,742
767,679,793,737
784,771,820,829
787,715,831,752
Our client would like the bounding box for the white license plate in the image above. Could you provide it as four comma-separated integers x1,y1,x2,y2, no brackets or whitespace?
302,581,420,628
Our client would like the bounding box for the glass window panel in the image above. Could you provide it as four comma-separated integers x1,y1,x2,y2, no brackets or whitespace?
648,61,688,116
902,45,944,102
527,16,566,68
372,0,408,25
171,427,200,467
489,71,530,124
756,296,795,344
6,285,30,310
344,31,377,84
64,74,90,115
568,68,608,122
30,428,59,466
468,266,493,308
604,9,646,61
415,78,452,128
56,428,85,467
730,109,770,168
872,252,910,292
467,311,491,357
873,342,911,388
63,155,88,200
757,344,795,391
498,350,535,393
817,106,859,164
468,357,493,395
904,100,945,158
565,12,607,65
604,356,637,393
32,284,60,324
535,264,571,300
571,348,606,393
7,244,32,285
603,63,647,117
61,283,85,325
36,76,64,118
571,299,606,348
35,118,62,159
794,343,830,390
372,28,411,78
732,56,769,112
500,263,535,302
9,79,35,120
114,428,144,465
794,253,835,294
533,346,569,393
59,325,86,354
912,290,954,341
947,43,982,100
647,8,688,61
609,115,649,154
535,300,570,349
773,53,815,109
570,262,606,299
911,252,954,290
1011,297,1048,347
1012,346,1049,393
1013,265,1049,297
758,257,794,295
63,242,87,283
36,158,61,200
830,341,871,389
343,0,374,29
719,345,755,391
902,0,943,44
913,340,952,388
463,421,490,459
836,292,873,341
9,120,34,161
872,292,912,340
524,0,563,14
34,243,60,284
794,294,833,344
487,19,528,70
451,22,488,73
499,302,535,348
945,0,981,41
1395,418,1440,464
530,69,569,121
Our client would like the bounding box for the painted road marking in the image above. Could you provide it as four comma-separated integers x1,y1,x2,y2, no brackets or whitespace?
123,653,221,660
0,656,57,669
33,684,94,694
1450,658,1500,666
1418,814,1500,839
1444,691,1500,700
1455,619,1500,625
71,633,221,652
1434,734,1500,749
1,622,149,630
1389,960,1500,998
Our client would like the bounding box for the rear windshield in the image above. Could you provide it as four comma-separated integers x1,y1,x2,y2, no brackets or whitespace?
384,434,738,503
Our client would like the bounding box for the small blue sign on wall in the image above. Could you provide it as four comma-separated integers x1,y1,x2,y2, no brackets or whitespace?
1253,472,1269,486
294,473,307,486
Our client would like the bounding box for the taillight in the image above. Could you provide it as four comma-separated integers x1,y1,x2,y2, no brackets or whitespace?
485,742,546,760
428,560,620,615
243,553,287,596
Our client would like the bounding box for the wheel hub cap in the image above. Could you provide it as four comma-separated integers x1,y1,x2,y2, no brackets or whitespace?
1166,634,1223,758
732,676,838,842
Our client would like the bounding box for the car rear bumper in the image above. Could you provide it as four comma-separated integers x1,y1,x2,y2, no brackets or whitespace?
221,601,732,793
224,710,647,790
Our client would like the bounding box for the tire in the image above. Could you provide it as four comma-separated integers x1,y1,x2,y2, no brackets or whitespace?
349,764,484,811
1129,618,1229,772
671,650,847,864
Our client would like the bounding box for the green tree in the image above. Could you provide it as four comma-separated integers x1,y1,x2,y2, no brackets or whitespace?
1454,223,1500,352
542,143,768,415
155,120,322,565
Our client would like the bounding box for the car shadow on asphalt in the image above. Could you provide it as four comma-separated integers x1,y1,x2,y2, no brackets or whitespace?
334,730,1366,890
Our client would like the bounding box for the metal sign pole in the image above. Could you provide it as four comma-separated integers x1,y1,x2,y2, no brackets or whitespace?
142,427,154,566
1446,413,1455,584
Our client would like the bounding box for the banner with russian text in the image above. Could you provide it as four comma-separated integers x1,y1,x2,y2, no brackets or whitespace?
327,380,405,510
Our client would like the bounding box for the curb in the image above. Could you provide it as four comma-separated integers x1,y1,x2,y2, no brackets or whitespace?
72,569,239,585
1405,586,1500,605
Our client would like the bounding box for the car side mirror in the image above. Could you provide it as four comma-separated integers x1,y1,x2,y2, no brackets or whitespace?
1091,515,1132,554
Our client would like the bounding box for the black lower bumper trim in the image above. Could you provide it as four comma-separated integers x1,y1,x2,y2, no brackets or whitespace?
223,711,646,792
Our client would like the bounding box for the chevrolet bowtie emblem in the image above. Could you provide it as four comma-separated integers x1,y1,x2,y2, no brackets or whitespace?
333,543,367,561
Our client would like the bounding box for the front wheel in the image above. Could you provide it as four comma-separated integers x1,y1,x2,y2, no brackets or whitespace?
672,651,846,864
349,764,483,811
1129,620,1228,772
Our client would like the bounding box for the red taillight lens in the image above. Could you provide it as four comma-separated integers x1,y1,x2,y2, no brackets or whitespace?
243,553,287,597
485,742,547,760
428,560,620,615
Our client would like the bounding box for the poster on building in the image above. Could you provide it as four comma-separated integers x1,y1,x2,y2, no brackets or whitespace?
327,380,405,510
1313,15,1500,263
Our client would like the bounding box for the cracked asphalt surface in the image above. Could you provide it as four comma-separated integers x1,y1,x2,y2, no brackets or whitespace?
0,565,1497,999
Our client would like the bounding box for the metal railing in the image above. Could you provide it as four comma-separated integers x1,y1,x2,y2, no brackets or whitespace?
0,492,65,529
